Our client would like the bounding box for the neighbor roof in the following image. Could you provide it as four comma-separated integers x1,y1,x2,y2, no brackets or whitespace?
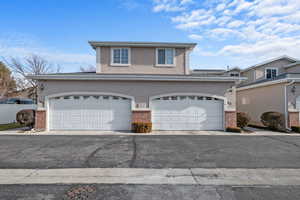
284,61,300,68
242,55,299,72
88,41,197,49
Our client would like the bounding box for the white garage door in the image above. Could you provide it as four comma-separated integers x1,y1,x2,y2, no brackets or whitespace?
49,95,132,130
151,95,224,130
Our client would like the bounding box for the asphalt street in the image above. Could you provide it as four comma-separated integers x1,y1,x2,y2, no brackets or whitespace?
1,134,300,199
0,184,300,200
0,135,300,169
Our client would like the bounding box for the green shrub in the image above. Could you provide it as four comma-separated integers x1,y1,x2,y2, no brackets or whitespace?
237,112,251,128
260,112,285,131
226,126,241,133
16,109,35,128
291,126,300,133
132,122,152,133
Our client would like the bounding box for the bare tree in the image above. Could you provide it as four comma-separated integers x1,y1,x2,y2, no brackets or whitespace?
0,62,17,98
3,54,61,102
79,65,96,72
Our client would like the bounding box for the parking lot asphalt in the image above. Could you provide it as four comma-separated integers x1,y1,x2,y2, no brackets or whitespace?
0,135,300,169
0,184,299,200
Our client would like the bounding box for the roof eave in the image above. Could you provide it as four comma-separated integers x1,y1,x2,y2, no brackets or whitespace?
26,74,246,82
88,41,197,50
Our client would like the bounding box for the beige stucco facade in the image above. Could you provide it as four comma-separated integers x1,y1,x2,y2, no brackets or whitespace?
237,83,286,125
38,80,236,111
98,47,187,75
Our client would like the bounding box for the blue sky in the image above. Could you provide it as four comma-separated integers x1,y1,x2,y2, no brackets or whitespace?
0,0,299,72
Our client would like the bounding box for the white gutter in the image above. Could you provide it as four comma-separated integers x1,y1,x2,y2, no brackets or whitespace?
26,74,246,82
285,80,295,130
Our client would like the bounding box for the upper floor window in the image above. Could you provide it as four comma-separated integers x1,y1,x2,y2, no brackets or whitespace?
230,72,240,77
265,68,277,79
156,48,175,66
111,48,130,66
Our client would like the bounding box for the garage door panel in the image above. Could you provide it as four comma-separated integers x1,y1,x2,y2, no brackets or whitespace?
152,97,223,131
49,96,131,131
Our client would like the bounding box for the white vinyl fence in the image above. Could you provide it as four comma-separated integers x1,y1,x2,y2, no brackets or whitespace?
0,104,37,124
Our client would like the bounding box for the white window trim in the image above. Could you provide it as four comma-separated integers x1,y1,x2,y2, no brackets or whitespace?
110,47,131,66
265,68,278,79
155,48,176,67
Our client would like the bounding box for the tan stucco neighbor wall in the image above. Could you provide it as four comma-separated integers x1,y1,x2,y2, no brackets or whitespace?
237,83,286,125
99,47,186,75
38,80,236,110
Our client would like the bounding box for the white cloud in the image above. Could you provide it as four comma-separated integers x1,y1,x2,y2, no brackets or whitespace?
188,34,203,40
227,20,244,28
210,28,246,39
216,3,226,11
151,0,300,67
152,0,189,12
172,9,216,29
193,46,216,56
219,36,300,60
180,0,193,5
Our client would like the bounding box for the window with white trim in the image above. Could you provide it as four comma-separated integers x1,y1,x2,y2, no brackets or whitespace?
111,48,130,65
265,68,277,79
156,48,175,66
230,72,240,77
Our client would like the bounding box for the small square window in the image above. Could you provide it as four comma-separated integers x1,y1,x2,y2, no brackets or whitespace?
112,48,130,65
73,96,80,100
266,68,277,79
156,48,175,66
180,96,187,100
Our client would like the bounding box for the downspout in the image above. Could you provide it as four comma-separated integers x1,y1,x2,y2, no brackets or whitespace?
285,80,295,131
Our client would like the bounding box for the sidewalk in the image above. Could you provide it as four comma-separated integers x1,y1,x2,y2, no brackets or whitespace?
1,168,300,185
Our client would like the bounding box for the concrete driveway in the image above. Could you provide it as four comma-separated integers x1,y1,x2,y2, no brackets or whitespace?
0,135,300,169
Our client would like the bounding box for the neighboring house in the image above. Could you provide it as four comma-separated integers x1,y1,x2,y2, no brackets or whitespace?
236,56,300,128
27,41,244,131
192,67,241,77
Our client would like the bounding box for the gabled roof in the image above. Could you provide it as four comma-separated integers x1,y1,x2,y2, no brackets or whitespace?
88,41,197,49
242,55,299,72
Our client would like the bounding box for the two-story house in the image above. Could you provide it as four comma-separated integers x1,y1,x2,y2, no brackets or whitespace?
237,56,300,129
28,41,244,132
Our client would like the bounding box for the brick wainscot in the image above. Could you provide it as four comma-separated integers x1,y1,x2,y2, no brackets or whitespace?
225,111,237,128
35,110,46,130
